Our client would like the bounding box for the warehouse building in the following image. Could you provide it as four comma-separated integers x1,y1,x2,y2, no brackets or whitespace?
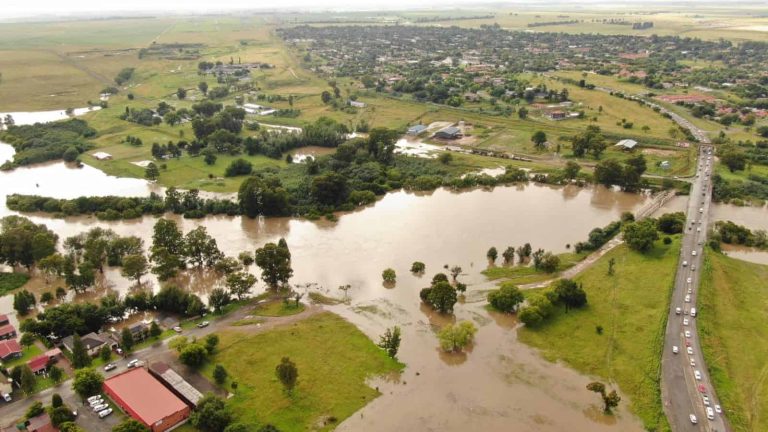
149,362,204,408
103,368,190,432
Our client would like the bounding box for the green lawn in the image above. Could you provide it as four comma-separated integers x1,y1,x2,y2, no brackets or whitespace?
0,272,30,296
252,300,306,317
699,251,768,432
482,251,587,284
202,312,402,431
518,238,681,432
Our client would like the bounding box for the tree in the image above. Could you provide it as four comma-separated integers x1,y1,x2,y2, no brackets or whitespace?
378,326,401,359
121,254,148,285
563,161,581,179
176,87,187,100
571,125,606,158
487,247,498,263
63,147,80,162
449,266,462,282
213,364,228,385
531,131,547,149
238,176,291,217
539,252,560,273
254,241,293,289
553,279,588,312
238,252,254,268
438,152,453,165
0,216,57,270
198,81,208,95
276,357,298,393
517,106,528,119
208,288,231,313
73,368,104,399
184,226,223,268
52,393,64,408
49,365,63,384
382,268,396,284
426,281,458,313
145,163,159,181
50,406,75,427
226,272,257,300
112,419,150,432
438,321,477,352
13,290,36,316
71,334,92,369
142,322,159,341
60,423,86,432
190,394,232,432
121,327,134,353
502,246,515,265
410,261,425,274
657,212,686,234
20,332,35,348
587,381,621,412
487,283,524,313
204,334,219,355
99,345,112,362
203,150,217,165
26,401,45,418
321,91,332,104
720,150,746,172
623,219,659,252
180,343,208,368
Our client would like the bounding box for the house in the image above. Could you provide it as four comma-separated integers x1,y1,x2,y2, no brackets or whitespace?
349,100,366,108
548,111,567,120
112,323,149,346
62,332,111,357
615,139,638,150
0,324,16,341
25,412,56,432
407,124,427,136
0,339,22,362
91,152,112,161
27,355,50,375
434,126,462,140
103,368,191,432
0,314,9,326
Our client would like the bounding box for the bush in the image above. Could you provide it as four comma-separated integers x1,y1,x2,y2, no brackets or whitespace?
487,283,524,313
224,159,253,177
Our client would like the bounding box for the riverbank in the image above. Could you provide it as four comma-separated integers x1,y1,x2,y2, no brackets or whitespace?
699,251,768,432
518,238,681,432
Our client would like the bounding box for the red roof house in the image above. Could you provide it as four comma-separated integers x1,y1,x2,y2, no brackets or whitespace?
0,339,22,361
0,314,9,326
0,324,16,340
103,368,190,432
27,355,50,375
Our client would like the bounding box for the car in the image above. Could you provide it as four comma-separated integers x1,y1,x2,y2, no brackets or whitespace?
675,307,682,315
696,227,701,232
683,318,689,326
698,384,707,393
92,404,108,412
715,404,722,414
685,295,691,303
87,395,102,403
692,250,697,256
688,288,692,294
687,347,694,355
690,414,698,424
683,261,688,267
692,264,697,271
691,308,697,317
672,345,679,354
173,326,182,333
103,363,116,372
694,370,702,380
699,208,704,213
685,330,692,338
126,359,139,368
115,347,123,355
706,407,715,420
690,358,696,367
88,398,103,407
197,321,210,328
703,395,710,406
687,277,692,284
98,408,113,419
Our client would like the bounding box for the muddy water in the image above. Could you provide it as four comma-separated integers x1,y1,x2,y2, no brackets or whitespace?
0,107,101,128
720,244,768,265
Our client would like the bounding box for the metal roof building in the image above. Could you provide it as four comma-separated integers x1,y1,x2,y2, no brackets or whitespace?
149,362,204,408
103,368,190,432
615,139,638,149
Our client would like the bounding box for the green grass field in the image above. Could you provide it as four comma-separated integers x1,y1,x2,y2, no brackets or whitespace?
518,238,681,432
482,251,587,284
202,312,402,431
699,251,768,432
252,300,306,317
2,344,43,369
0,272,30,296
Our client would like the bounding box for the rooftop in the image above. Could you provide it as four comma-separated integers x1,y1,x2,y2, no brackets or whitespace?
0,324,16,336
150,362,204,407
615,139,638,149
104,368,188,426
0,339,21,358
27,355,49,373
437,126,461,135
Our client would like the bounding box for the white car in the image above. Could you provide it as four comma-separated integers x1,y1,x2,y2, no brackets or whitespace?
702,395,710,406
690,414,698,424
687,288,692,294
127,359,139,368
87,395,102,403
687,347,694,355
692,250,697,256
690,358,696,367
697,227,701,232
687,277,692,284
672,345,679,354
683,261,688,267
675,307,682,315
685,330,692,338
699,208,704,213
92,404,108,412
98,408,113,419
694,370,702,380
706,406,715,420
88,398,104,407
685,295,691,303
683,318,689,326
715,404,722,414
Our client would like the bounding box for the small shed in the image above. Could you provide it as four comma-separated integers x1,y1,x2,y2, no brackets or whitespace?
92,152,113,160
349,100,366,108
407,124,427,136
615,139,638,150
434,126,462,140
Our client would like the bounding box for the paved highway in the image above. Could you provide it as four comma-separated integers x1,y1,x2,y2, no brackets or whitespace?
661,144,728,432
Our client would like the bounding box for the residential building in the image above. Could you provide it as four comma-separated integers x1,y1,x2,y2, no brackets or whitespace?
61,332,112,357
0,339,22,362
0,324,16,341
615,139,638,150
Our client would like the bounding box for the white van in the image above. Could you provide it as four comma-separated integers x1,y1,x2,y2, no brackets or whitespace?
691,308,697,317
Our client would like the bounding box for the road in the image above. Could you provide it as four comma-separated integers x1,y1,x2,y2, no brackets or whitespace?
661,144,728,432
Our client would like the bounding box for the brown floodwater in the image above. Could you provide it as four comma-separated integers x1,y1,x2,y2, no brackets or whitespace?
720,244,768,265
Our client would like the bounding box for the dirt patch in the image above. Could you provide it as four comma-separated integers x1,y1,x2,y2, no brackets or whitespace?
641,148,677,157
